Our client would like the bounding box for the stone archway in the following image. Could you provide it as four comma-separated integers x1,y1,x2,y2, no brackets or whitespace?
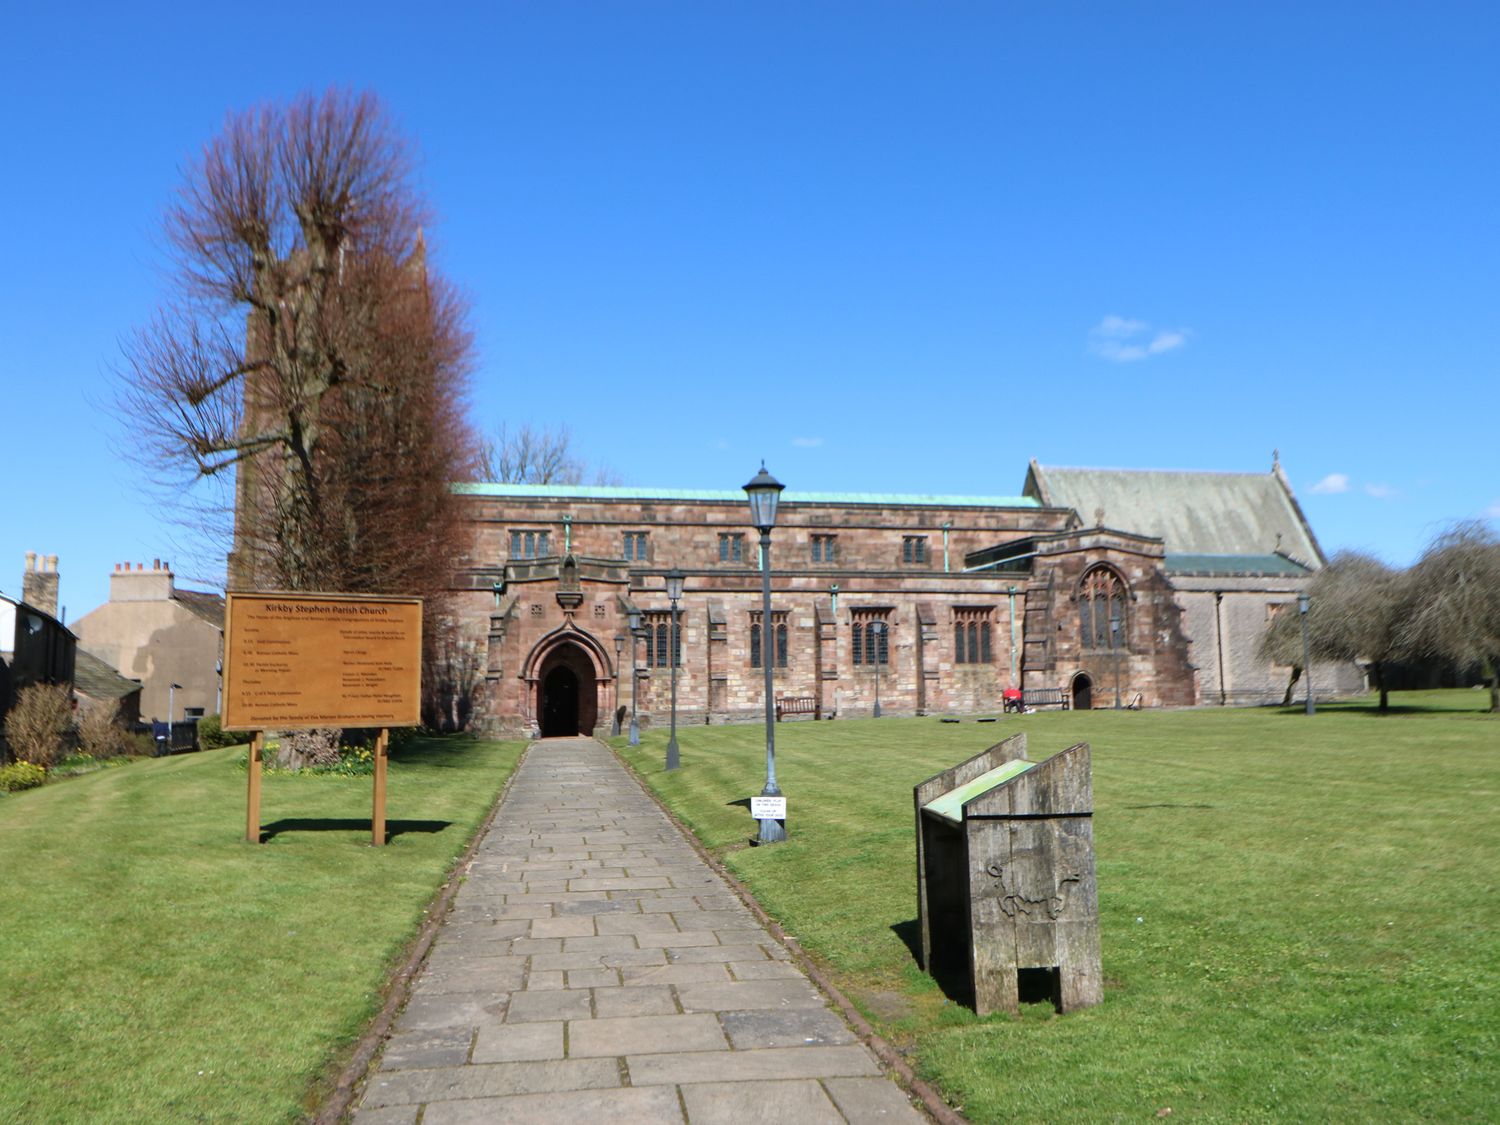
537,642,599,737
1072,672,1093,711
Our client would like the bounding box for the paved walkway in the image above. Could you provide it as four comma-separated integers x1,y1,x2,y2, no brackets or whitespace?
354,737,925,1125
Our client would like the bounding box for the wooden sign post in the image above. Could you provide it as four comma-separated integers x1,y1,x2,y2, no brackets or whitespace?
224,592,422,846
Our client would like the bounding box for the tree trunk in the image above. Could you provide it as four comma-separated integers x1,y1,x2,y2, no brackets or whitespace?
1282,666,1302,707
1373,661,1388,712
1485,659,1500,714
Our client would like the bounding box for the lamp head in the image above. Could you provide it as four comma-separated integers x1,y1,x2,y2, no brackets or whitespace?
743,463,785,532
665,568,685,602
1298,592,1310,615
627,608,642,632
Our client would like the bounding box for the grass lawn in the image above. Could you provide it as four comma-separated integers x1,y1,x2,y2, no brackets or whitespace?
615,691,1498,1122
0,733,523,1124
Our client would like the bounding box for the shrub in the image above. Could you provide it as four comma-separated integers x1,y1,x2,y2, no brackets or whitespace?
0,760,47,792
4,683,74,767
75,699,131,759
196,714,242,750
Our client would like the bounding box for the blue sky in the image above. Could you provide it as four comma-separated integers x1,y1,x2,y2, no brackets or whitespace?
2,2,1496,617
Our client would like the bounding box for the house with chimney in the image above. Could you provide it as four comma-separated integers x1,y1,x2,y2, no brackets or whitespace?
70,560,224,725
1,552,77,733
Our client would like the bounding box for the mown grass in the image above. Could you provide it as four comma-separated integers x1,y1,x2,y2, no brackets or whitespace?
615,691,1498,1122
0,733,523,1124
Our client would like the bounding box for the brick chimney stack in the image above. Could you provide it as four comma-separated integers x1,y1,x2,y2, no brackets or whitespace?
22,552,61,617
109,559,175,603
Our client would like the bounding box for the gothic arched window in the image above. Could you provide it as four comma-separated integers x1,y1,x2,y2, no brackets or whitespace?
1079,567,1128,651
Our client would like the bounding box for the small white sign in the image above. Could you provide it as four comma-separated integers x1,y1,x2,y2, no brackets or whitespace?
750,796,787,820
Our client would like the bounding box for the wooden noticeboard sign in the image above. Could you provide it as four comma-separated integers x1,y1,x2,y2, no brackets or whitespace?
223,592,422,731
224,591,422,847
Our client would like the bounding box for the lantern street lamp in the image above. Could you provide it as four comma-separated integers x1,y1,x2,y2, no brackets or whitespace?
745,464,787,845
870,620,885,718
613,634,625,736
665,568,685,771
1298,592,1315,716
169,682,182,748
1110,616,1123,709
627,607,642,746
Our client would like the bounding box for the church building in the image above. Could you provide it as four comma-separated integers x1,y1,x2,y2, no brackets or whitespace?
447,457,1361,739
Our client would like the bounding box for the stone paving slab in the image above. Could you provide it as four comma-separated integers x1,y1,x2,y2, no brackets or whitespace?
355,737,926,1123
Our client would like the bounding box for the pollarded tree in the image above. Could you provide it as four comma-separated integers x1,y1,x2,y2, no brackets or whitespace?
477,422,620,486
118,88,476,599
1400,522,1500,712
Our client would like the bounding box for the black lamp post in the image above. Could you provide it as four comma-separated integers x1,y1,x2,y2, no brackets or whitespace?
871,620,885,718
627,608,642,746
665,568,684,771
613,634,625,736
745,464,787,845
1298,592,1315,716
1110,616,1123,709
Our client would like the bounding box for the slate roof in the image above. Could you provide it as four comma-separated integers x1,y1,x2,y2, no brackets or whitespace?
1025,462,1324,566
174,588,225,629
73,648,141,701
1164,553,1312,578
455,483,1040,509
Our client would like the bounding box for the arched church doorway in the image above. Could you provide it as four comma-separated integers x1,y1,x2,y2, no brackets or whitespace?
1072,673,1093,711
537,643,599,737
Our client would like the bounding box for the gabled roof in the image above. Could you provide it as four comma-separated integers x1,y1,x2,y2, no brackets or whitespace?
1024,461,1325,566
73,648,141,701
1164,553,1312,578
174,588,225,629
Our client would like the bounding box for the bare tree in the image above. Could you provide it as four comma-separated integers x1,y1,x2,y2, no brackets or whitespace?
1400,521,1500,712
477,423,619,486
118,88,476,600
1258,602,1306,706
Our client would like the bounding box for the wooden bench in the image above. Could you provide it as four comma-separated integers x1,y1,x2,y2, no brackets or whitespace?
1021,688,1071,710
774,696,820,721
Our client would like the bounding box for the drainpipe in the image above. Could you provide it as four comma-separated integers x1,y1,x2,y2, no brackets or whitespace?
1007,585,1019,683
1214,592,1228,706
562,514,572,554
942,522,953,573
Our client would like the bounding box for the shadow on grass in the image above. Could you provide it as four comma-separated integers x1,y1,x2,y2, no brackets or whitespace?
891,917,974,1008
1274,703,1492,717
259,817,452,842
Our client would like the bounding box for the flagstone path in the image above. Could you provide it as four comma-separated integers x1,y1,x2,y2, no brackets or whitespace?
353,737,925,1124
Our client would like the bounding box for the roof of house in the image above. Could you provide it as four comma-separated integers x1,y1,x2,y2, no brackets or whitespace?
1024,461,1325,566
1164,553,1312,578
455,482,1040,509
73,648,142,701
174,588,225,629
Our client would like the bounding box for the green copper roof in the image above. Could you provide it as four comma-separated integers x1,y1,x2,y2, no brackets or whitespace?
1165,553,1311,577
923,759,1036,825
454,483,1039,508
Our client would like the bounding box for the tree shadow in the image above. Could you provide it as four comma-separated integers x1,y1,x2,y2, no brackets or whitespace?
259,817,452,842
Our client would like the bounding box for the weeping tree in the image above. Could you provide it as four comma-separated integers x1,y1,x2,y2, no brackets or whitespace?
1400,522,1500,713
1257,552,1407,710
118,88,479,752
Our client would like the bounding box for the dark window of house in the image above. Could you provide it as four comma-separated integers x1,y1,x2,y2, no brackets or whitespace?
953,608,994,664
902,536,928,564
1079,567,1128,650
852,611,890,665
510,529,551,559
750,612,788,669
623,531,649,561
719,533,745,563
811,534,837,563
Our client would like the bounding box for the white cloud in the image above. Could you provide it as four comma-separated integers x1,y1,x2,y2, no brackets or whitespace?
1087,316,1190,362
1364,483,1398,500
1309,473,1351,495
792,436,823,448
711,438,730,451
1483,500,1500,519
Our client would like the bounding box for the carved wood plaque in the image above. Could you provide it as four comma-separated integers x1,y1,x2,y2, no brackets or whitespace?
223,592,423,731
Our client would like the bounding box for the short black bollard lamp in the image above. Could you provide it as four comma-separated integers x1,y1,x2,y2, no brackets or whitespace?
665,568,684,771
871,620,885,718
745,464,787,844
